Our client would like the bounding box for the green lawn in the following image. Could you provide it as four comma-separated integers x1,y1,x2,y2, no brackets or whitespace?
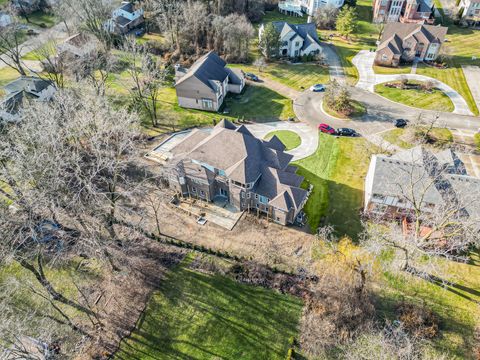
381,128,414,149
20,11,57,28
415,64,478,115
106,68,295,134
294,133,372,239
264,130,302,150
375,81,455,112
116,255,303,360
373,64,412,74
0,67,20,89
376,251,480,358
231,62,330,91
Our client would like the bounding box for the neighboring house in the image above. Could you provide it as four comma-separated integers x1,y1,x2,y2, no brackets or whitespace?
278,0,344,18
174,52,245,112
0,12,13,28
373,0,435,24
165,119,309,226
364,146,480,221
0,77,56,123
259,22,322,58
458,0,480,27
104,1,144,34
56,33,98,60
375,23,447,66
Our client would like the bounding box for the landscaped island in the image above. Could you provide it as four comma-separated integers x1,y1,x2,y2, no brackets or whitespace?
374,80,454,112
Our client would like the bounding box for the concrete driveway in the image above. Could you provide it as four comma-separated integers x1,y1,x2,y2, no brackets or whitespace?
246,121,318,160
352,50,473,116
462,65,480,112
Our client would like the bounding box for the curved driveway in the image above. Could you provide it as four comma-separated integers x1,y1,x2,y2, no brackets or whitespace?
352,50,473,116
246,121,318,160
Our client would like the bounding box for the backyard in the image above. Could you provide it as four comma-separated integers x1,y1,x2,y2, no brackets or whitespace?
294,133,372,239
116,255,303,360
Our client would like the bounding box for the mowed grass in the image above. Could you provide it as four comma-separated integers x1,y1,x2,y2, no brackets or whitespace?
116,256,303,360
294,133,372,238
375,81,455,112
381,128,415,149
106,68,295,134
373,64,412,74
415,64,478,115
264,130,302,150
231,62,330,91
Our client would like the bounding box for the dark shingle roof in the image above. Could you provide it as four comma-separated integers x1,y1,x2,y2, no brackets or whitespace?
272,21,321,50
169,119,307,212
176,52,228,91
379,23,448,53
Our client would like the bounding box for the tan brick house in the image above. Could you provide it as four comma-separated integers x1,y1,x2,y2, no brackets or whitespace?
164,119,309,226
375,23,447,66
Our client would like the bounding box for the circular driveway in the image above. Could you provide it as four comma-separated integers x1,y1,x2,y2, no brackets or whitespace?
245,121,318,161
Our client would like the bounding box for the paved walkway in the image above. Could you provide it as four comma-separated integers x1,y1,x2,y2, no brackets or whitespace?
352,50,473,116
246,121,318,160
321,42,346,85
462,65,480,113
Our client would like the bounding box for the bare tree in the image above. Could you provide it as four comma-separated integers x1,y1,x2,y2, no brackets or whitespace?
0,87,147,328
362,150,479,279
314,5,339,30
150,0,185,53
0,14,28,76
124,39,169,127
253,57,267,72
183,1,209,55
32,39,65,88
76,49,118,96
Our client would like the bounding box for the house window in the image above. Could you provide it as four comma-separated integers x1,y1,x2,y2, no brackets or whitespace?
373,193,386,202
241,192,245,199
295,41,300,47
202,99,213,110
200,190,205,197
282,41,288,46
381,54,388,61
255,194,259,200
192,187,197,193
247,193,251,199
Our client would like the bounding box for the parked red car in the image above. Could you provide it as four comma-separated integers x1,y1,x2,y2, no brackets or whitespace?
318,123,336,134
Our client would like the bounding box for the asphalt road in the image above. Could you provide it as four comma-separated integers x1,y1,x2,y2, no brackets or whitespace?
294,86,480,136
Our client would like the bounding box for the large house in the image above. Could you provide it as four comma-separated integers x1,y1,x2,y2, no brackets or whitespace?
0,77,56,123
104,1,144,34
259,22,322,58
373,0,435,24
364,146,480,221
375,23,448,66
278,0,344,18
164,119,309,226
174,52,245,112
458,0,480,27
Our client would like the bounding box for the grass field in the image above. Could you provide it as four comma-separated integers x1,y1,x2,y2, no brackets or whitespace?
381,127,454,149
294,133,372,238
373,65,412,74
381,128,414,149
264,130,302,150
375,81,455,112
20,11,57,28
117,255,303,360
231,62,330,91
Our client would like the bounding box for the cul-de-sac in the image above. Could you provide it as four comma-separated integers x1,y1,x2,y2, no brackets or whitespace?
1,0,480,359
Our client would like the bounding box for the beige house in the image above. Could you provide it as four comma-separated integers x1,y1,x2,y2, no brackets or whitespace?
375,23,447,66
175,52,245,112
458,0,480,26
164,119,309,226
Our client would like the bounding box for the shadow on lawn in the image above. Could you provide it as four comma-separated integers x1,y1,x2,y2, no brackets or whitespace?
295,166,364,241
115,266,302,360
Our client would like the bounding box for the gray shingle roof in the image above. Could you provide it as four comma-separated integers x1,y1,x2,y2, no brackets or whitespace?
169,119,307,212
368,147,480,218
176,52,228,91
272,21,321,51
